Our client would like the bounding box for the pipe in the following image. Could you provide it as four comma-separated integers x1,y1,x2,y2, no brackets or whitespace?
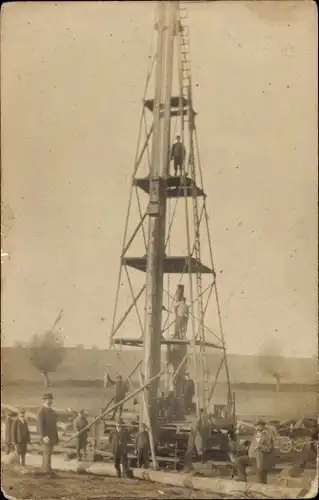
1,452,303,499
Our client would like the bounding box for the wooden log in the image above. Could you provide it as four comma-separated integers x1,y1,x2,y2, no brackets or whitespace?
1,452,303,499
139,370,158,469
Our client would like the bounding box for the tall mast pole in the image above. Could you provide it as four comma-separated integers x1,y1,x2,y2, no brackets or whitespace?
143,0,178,436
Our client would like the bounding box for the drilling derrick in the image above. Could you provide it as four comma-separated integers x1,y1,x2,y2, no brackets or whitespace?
109,0,233,437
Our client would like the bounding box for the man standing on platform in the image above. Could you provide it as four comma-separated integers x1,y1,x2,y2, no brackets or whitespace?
37,393,59,476
111,375,128,420
174,297,189,339
170,135,186,176
183,374,195,413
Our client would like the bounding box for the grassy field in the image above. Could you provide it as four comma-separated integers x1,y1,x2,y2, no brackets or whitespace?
2,383,317,420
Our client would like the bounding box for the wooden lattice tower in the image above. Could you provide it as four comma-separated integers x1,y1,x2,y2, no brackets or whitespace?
108,1,232,433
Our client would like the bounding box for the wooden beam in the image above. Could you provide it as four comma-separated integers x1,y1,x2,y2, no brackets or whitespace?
61,369,164,447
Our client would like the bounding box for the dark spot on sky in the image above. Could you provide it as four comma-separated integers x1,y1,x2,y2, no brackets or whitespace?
220,270,223,274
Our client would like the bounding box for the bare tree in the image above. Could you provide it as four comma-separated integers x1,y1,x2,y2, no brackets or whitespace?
28,331,65,387
258,338,284,392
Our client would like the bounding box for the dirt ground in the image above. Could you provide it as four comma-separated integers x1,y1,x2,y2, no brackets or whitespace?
1,464,227,500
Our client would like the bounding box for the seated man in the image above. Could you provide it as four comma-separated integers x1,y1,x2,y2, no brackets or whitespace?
234,419,275,484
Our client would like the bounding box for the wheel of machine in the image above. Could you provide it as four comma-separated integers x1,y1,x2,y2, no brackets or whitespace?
277,436,292,453
293,437,306,453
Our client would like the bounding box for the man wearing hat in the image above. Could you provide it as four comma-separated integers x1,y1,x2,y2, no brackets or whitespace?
109,419,129,477
12,408,30,465
170,135,186,176
135,422,150,469
73,409,89,461
37,393,59,475
234,419,275,484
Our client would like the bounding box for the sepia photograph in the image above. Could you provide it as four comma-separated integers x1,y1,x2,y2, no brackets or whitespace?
1,1,318,498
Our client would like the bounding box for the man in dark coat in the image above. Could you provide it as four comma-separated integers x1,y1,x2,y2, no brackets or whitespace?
183,374,195,412
111,375,128,420
135,422,150,469
158,392,166,418
109,420,129,477
4,411,17,454
170,135,186,176
73,409,89,461
12,408,30,465
37,393,59,475
195,408,211,462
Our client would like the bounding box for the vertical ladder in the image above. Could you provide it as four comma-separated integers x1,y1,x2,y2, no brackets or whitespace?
179,6,210,411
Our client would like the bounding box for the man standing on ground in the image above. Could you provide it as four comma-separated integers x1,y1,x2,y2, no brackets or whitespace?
37,393,59,476
109,420,129,478
234,419,275,484
73,409,89,461
12,408,30,466
135,422,150,469
4,411,17,455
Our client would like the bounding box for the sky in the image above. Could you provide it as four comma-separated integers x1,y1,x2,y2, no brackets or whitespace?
1,1,317,358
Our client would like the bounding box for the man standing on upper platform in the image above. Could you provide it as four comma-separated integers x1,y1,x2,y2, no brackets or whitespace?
174,296,189,338
170,135,186,176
